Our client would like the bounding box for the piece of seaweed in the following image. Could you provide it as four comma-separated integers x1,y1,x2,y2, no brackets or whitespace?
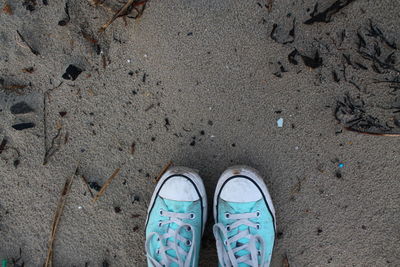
366,20,397,49
304,0,357,25
288,49,299,65
301,50,323,68
335,93,394,134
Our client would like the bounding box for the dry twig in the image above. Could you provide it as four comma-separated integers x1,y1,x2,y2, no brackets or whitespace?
98,0,148,33
344,127,400,136
43,82,63,165
16,30,39,55
93,168,121,202
154,161,173,183
80,174,95,199
44,166,77,267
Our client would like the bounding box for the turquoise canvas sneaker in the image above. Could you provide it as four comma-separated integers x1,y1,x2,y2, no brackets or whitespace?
213,166,276,267
145,167,207,267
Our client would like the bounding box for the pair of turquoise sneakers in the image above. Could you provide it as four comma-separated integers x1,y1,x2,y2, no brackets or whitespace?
145,166,276,267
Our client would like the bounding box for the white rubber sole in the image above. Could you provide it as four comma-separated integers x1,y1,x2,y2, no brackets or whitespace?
145,166,208,235
213,165,276,229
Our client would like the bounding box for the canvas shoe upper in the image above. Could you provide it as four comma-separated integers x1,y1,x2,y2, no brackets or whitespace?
145,167,207,267
213,166,276,267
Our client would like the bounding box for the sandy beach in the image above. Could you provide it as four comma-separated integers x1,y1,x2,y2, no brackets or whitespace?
1,0,399,266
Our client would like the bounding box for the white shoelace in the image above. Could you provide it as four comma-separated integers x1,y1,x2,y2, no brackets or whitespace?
213,211,266,267
146,209,196,267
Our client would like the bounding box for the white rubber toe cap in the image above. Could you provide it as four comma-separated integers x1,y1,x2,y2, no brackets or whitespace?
159,176,200,201
220,177,262,202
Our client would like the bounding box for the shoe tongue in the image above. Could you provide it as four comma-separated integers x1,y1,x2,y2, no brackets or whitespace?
163,198,194,212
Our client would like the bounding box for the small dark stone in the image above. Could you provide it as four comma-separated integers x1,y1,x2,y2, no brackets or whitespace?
231,143,236,147
190,140,196,146
62,65,83,81
13,159,20,168
132,90,137,95
58,20,68,26
128,71,134,76
102,260,109,267
335,170,342,179
132,194,140,203
394,118,400,128
151,137,156,142
12,122,35,130
59,111,67,117
200,130,205,135
275,110,282,114
133,225,139,232
23,0,37,12
187,32,193,36
277,231,283,239
10,102,34,114
317,228,323,235
361,225,366,230
88,182,101,191
114,206,121,213
208,120,213,126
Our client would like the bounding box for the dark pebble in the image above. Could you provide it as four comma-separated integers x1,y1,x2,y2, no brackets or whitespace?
335,170,342,179
10,102,34,114
13,159,20,168
59,111,67,117
62,65,83,81
114,207,121,213
102,260,109,267
58,20,68,26
88,181,101,191
190,140,196,146
12,122,35,130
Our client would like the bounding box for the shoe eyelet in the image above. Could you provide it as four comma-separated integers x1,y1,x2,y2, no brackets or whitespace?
157,237,160,241
190,213,195,219
256,223,260,230
158,221,163,227
156,249,160,254
256,210,261,217
226,225,231,231
186,240,192,246
224,240,228,246
225,213,230,219
257,250,261,256
159,209,163,216
187,226,191,231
